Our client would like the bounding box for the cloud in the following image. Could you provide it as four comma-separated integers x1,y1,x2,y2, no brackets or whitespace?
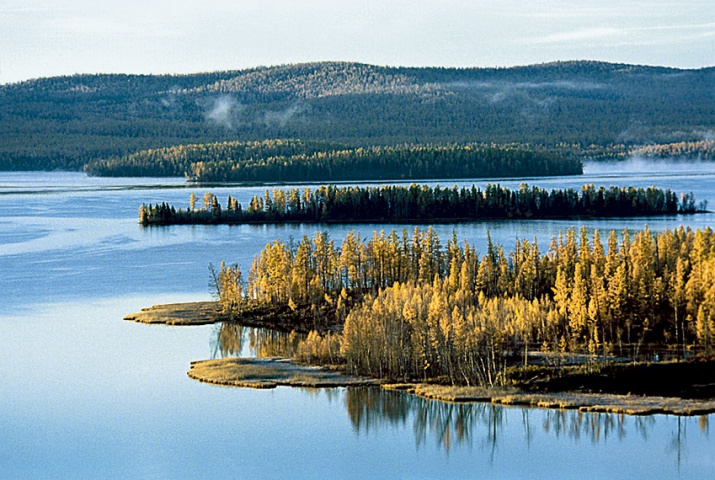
534,27,623,44
530,22,715,47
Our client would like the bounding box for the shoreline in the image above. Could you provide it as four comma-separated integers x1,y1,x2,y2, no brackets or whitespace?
187,357,379,389
124,300,339,333
186,356,715,416
127,301,715,416
394,384,715,416
124,301,226,326
140,210,706,227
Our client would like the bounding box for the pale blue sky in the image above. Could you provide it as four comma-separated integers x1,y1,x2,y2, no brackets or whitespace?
1,0,713,83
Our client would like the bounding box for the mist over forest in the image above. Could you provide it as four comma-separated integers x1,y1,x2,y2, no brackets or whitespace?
1,60,713,172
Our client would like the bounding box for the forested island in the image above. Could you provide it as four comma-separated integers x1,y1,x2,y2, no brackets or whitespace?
87,140,579,181
198,225,715,394
139,183,701,226
2,61,714,172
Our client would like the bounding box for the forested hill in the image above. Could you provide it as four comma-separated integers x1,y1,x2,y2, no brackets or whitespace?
1,61,714,171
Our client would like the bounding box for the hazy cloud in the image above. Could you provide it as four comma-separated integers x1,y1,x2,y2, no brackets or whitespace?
531,22,715,46
534,28,623,44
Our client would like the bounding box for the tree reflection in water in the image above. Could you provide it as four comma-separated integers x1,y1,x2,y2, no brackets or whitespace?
210,322,306,358
542,410,632,443
345,388,712,457
207,325,712,463
346,388,504,453
669,414,710,473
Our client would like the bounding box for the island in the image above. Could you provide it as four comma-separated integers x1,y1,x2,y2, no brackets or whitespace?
90,141,581,182
138,183,702,226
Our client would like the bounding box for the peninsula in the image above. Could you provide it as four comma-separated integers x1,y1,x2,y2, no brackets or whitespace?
126,224,715,416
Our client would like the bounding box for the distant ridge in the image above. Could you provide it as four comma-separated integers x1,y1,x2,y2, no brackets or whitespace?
1,61,713,171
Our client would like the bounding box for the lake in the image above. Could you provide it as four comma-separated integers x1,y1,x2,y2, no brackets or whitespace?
1,160,714,478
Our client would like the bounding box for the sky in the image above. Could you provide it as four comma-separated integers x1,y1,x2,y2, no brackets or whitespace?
1,0,714,84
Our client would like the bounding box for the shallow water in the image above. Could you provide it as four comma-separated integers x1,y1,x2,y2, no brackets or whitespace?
1,163,714,478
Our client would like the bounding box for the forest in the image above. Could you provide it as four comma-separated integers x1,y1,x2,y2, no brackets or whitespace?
631,140,715,160
1,61,714,172
212,225,715,386
139,183,699,226
86,140,579,180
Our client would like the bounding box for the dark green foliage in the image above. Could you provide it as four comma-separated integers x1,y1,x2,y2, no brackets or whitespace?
2,61,714,171
139,183,698,225
84,139,344,177
88,140,579,180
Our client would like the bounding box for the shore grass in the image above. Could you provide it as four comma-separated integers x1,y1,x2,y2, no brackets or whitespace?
187,357,715,415
187,357,380,389
393,384,715,416
124,301,225,326
125,300,341,333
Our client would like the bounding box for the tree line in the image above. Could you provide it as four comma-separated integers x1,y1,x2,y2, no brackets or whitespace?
213,225,715,385
631,140,715,160
139,183,700,226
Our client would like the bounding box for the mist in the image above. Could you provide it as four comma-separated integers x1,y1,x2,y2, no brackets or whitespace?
583,156,714,176
203,95,242,129
263,102,309,127
444,80,606,103
443,79,607,122
695,130,715,141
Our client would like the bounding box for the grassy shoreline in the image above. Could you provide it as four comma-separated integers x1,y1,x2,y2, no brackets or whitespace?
186,356,715,416
127,301,715,415
187,357,379,389
124,302,226,326
124,300,338,333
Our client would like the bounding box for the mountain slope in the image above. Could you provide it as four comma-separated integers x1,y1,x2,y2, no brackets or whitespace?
1,61,713,170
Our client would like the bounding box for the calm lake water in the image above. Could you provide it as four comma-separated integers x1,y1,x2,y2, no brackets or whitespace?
1,161,714,479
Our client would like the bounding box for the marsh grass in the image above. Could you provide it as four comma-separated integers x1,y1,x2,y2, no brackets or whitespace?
398,384,715,415
188,357,379,389
124,302,224,326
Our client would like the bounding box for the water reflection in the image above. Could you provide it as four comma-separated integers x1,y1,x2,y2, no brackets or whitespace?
541,410,631,443
345,387,712,460
346,388,505,453
210,322,306,358
209,321,713,466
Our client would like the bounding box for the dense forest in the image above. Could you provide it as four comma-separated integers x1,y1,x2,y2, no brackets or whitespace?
214,225,715,385
140,183,699,226
86,140,579,180
2,61,714,172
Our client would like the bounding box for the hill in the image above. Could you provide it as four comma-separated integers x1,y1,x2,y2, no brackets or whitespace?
1,61,713,171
